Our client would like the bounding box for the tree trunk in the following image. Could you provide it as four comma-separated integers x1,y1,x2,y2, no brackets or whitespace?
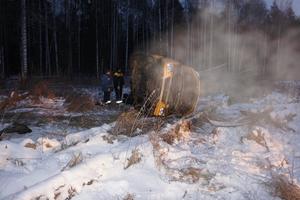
67,0,72,75
158,0,162,54
95,1,99,78
0,1,4,78
124,0,129,73
53,0,59,76
39,0,43,75
0,47,4,79
170,0,174,58
209,1,214,68
77,0,81,74
44,0,50,76
21,0,28,79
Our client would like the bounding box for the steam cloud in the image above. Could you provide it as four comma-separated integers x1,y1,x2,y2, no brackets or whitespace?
143,4,300,100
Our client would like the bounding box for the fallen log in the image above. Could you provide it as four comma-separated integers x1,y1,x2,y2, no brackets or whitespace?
0,122,32,140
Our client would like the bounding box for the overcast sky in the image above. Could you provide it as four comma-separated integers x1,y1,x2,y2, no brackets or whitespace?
265,0,300,15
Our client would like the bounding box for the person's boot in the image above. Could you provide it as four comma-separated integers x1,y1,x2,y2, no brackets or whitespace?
116,100,123,104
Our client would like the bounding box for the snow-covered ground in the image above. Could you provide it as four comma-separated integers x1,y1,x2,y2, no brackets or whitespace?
0,86,300,199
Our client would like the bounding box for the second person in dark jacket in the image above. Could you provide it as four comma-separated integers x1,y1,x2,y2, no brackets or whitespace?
113,69,124,103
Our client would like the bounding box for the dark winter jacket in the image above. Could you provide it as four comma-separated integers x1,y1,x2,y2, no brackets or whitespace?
113,72,124,89
101,74,114,92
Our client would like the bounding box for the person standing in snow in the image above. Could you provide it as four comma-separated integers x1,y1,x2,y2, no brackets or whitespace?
101,70,113,104
113,69,124,103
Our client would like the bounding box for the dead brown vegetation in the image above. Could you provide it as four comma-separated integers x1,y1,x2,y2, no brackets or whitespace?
66,95,95,112
242,129,268,150
124,149,142,169
173,167,202,184
0,91,28,111
272,175,300,200
24,142,37,149
160,120,191,144
0,81,57,111
149,132,207,184
30,81,55,100
102,135,115,144
112,109,158,137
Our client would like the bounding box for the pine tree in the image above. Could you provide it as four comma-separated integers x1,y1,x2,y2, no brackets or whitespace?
21,0,28,79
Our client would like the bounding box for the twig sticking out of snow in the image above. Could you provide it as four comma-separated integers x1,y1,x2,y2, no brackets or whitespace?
61,152,83,171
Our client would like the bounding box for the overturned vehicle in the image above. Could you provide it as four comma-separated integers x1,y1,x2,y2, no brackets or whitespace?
130,53,201,117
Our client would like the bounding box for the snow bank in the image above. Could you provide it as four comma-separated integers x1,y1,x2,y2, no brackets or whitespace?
0,91,299,199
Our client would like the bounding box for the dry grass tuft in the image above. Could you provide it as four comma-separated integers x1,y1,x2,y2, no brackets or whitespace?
112,110,139,136
168,167,202,184
242,128,268,149
112,109,157,137
272,175,300,200
160,132,177,145
124,149,142,169
67,187,77,199
61,152,83,171
45,142,53,148
150,132,207,184
66,95,95,112
102,135,115,144
24,142,37,149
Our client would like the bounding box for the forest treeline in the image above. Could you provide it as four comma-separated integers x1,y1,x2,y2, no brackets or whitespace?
0,0,299,79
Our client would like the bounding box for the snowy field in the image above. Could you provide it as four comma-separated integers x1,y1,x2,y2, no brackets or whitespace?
0,83,300,200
